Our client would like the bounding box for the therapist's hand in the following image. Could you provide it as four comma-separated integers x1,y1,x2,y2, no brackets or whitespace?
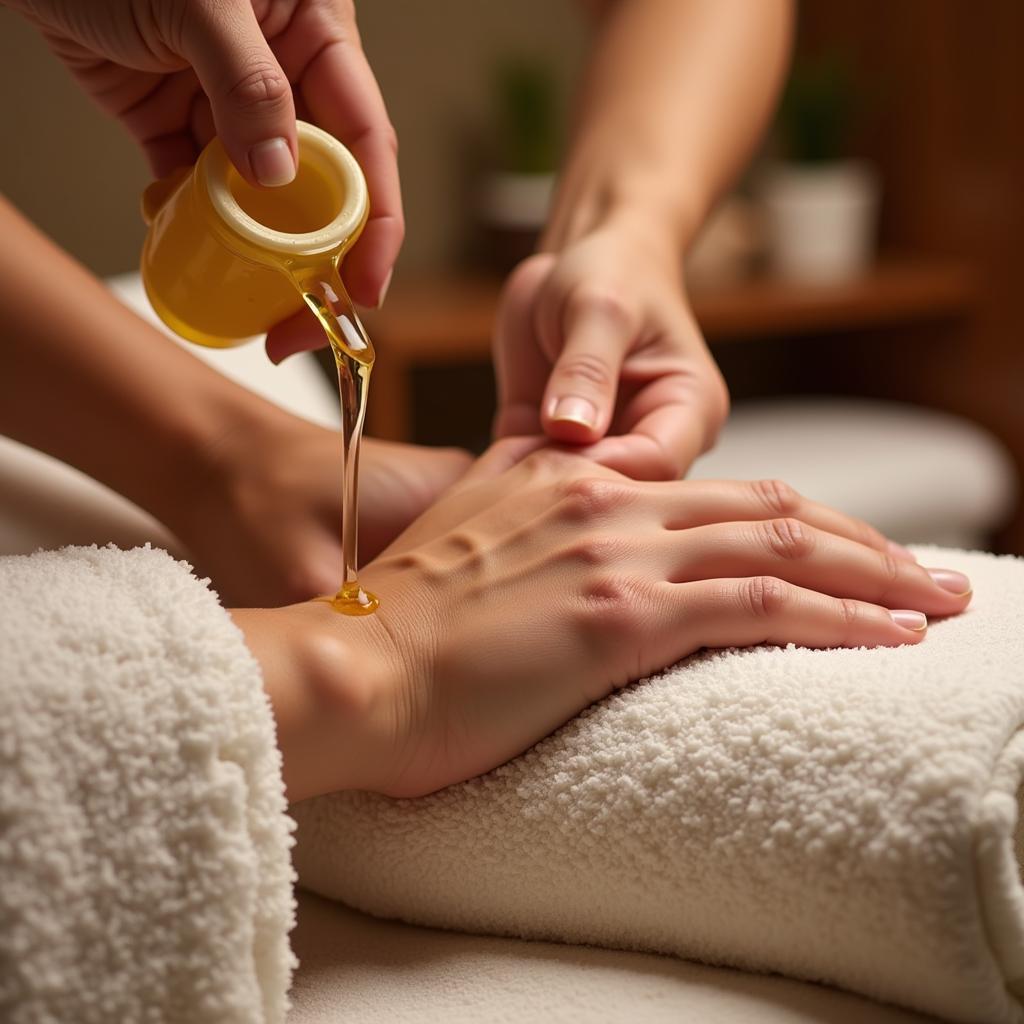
493,215,729,481
9,0,401,308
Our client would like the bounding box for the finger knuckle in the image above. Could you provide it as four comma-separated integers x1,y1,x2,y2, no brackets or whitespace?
753,478,800,518
555,351,615,391
579,575,648,639
564,533,622,568
835,597,861,632
560,476,632,521
877,549,901,592
567,282,633,330
227,59,291,112
743,575,790,619
762,517,814,560
520,447,579,480
385,210,406,246
381,121,399,156
445,529,486,563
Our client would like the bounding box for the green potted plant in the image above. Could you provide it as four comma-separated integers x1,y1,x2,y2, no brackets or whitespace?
760,54,880,283
477,59,559,271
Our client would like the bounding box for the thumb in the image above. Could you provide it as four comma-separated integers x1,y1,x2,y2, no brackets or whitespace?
182,1,297,188
541,290,633,445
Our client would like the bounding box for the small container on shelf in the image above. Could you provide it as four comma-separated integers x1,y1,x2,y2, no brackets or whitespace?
473,59,561,274
758,53,880,285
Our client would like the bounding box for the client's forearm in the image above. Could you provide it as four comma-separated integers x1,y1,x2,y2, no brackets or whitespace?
546,0,793,252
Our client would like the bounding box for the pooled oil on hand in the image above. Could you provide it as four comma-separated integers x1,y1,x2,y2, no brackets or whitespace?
296,267,379,615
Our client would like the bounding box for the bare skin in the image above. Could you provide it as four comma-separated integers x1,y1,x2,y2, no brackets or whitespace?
0,198,975,805
2,3,974,810
0,206,974,808
235,440,973,804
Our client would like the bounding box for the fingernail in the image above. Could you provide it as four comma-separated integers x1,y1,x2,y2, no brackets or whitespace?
250,138,296,187
377,268,393,309
889,609,928,631
888,540,916,562
927,568,972,596
550,396,598,429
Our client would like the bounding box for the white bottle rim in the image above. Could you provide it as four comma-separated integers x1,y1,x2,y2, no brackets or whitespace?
202,120,368,256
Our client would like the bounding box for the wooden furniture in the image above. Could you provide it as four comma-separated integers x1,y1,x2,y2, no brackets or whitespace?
361,259,974,443
796,0,1024,551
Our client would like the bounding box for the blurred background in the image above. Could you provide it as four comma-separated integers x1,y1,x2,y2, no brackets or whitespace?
1,1,1022,553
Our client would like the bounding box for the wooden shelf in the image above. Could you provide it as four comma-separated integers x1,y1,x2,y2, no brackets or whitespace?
361,258,976,441
692,259,975,340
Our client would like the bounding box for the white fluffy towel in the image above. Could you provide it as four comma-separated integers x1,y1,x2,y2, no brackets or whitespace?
293,547,1024,1024
0,545,296,1024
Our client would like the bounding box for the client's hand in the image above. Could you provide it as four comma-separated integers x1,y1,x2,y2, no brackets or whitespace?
234,442,973,804
168,408,471,607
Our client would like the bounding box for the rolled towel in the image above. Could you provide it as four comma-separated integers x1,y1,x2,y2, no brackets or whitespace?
0,545,296,1024
293,547,1024,1024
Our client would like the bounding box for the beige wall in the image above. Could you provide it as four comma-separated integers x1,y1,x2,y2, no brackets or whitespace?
0,2,585,277
0,8,150,277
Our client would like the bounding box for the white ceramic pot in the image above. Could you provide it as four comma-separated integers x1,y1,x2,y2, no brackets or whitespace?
759,161,880,284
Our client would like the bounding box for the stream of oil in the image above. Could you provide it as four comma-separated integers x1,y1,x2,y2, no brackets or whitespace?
298,267,379,615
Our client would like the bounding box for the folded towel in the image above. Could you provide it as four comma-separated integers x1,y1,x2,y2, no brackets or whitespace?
292,547,1024,1024
0,545,295,1024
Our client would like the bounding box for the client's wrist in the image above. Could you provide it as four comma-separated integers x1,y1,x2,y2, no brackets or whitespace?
232,601,403,802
